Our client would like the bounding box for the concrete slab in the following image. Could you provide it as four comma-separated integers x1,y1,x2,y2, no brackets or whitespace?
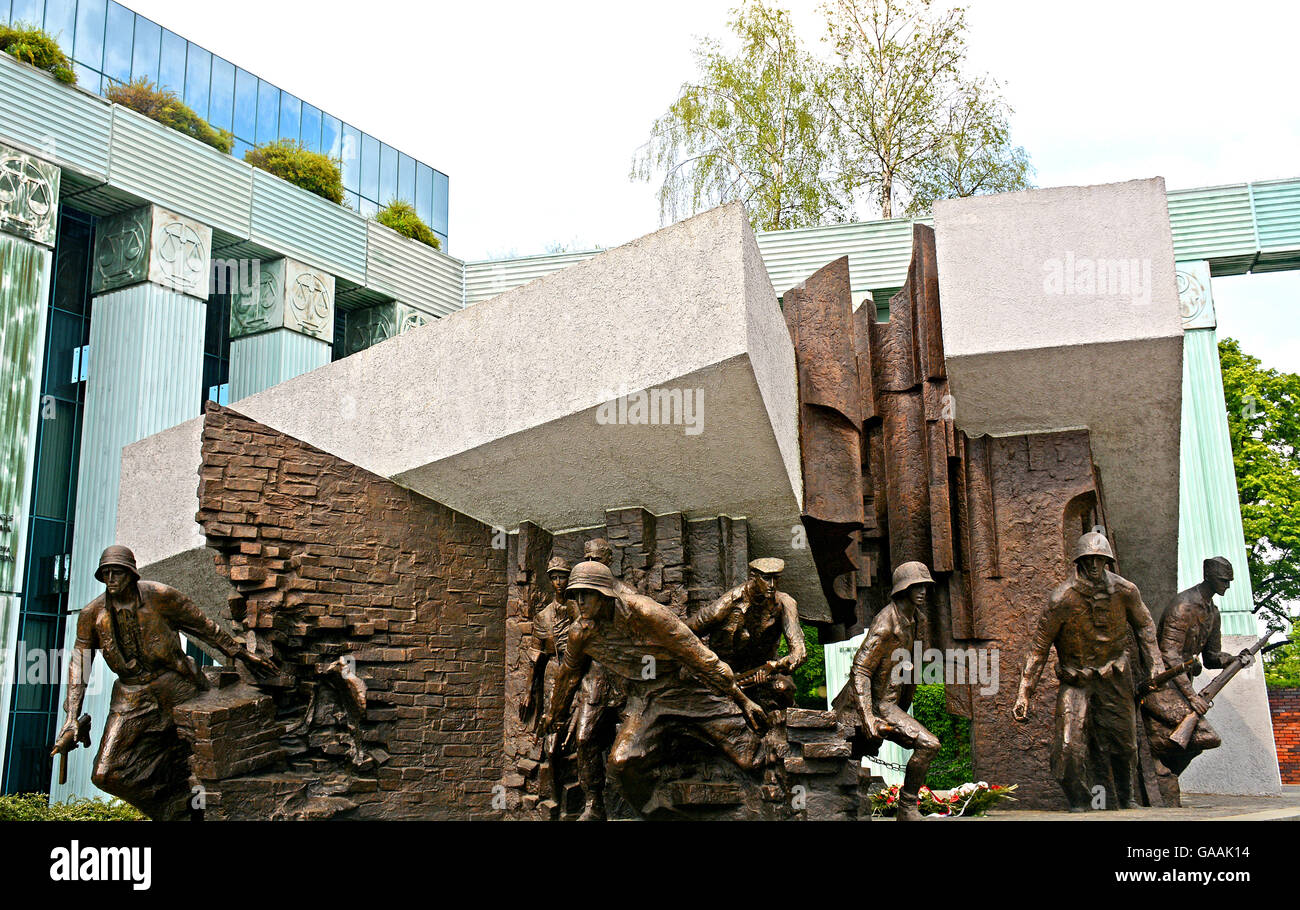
934,178,1185,616
118,203,821,617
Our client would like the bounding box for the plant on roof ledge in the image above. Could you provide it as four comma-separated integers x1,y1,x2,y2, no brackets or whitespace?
244,140,344,204
375,200,442,250
105,78,233,154
0,23,76,84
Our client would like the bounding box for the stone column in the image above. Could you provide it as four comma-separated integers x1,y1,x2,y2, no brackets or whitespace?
1175,259,1283,797
52,204,212,802
343,301,432,357
228,257,335,401
0,144,59,775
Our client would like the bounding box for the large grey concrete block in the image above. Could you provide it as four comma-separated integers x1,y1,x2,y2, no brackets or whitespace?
118,204,819,617
935,178,1184,616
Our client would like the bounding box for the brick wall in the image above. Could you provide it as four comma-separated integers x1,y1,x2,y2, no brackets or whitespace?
1269,688,1300,784
192,403,506,819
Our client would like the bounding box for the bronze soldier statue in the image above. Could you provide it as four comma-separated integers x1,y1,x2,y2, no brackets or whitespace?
565,538,631,820
1141,556,1252,806
51,545,275,819
1013,530,1165,811
541,560,767,818
687,557,806,709
835,561,941,821
521,557,575,734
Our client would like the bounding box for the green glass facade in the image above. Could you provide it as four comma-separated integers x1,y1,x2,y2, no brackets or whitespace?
1,0,449,245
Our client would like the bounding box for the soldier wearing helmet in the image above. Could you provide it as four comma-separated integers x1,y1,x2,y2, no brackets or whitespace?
540,559,768,819
687,556,806,709
1141,555,1253,805
564,538,633,819
834,560,941,821
1013,529,1164,811
52,545,276,819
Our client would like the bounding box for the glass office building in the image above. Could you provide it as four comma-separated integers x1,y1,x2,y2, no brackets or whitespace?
0,0,449,246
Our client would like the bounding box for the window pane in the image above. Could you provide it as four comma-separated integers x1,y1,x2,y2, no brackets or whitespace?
322,114,342,160
208,56,235,133
158,28,185,94
100,1,133,83
42,308,84,401
184,42,210,120
300,103,321,153
233,67,256,142
359,197,378,218
51,215,91,315
344,191,360,212
398,153,416,207
44,0,78,57
232,137,253,161
33,399,78,518
131,15,160,84
416,164,433,227
256,80,279,145
10,0,43,29
340,123,360,192
278,92,300,145
360,132,379,201
432,170,449,235
72,62,100,93
73,0,106,70
378,143,397,205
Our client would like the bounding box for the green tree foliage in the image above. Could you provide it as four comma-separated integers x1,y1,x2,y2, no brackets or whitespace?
632,1,845,231
788,623,827,708
1219,339,1300,616
635,1,1032,228
824,0,1030,218
105,78,233,153
0,23,76,84
910,684,973,788
1264,626,1300,689
244,140,344,204
1219,338,1300,686
376,200,442,250
0,793,145,821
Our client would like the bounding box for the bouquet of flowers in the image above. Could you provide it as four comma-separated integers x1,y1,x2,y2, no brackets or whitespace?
869,781,1018,818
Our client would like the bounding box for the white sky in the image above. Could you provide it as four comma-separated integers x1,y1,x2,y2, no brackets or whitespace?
124,0,1299,370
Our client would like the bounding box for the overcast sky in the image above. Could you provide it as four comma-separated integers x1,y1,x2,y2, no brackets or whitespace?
124,0,1299,370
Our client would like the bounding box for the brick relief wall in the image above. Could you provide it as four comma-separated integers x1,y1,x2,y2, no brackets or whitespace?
189,403,506,819
1268,689,1300,784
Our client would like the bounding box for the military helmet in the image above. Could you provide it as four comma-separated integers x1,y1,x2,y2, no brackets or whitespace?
890,561,935,598
95,545,139,582
749,557,785,575
583,538,613,564
1203,556,1233,580
566,560,620,599
1074,529,1115,564
546,556,571,576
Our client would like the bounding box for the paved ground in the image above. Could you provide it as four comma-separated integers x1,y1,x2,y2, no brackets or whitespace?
971,784,1300,821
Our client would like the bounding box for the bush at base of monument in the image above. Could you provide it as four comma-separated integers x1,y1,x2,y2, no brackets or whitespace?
0,793,146,821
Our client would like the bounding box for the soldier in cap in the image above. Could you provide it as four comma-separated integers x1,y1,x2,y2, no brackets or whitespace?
834,560,941,821
1141,556,1253,805
687,556,806,709
52,545,276,819
521,557,576,734
1013,529,1164,811
541,560,768,819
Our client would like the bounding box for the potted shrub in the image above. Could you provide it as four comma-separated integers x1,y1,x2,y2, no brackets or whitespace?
104,78,233,153
0,23,76,84
244,140,344,204
375,200,442,250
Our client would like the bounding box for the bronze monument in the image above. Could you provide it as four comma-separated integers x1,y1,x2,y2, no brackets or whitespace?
51,545,275,820
540,560,768,818
687,556,806,710
835,561,942,821
1013,530,1165,810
